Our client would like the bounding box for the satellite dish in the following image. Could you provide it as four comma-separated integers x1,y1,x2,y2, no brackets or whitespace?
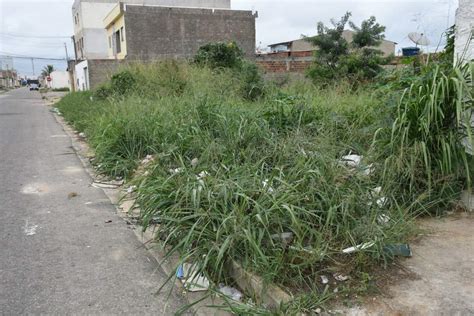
408,32,431,46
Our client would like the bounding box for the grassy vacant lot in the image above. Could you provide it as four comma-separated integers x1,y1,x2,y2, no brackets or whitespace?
57,60,473,313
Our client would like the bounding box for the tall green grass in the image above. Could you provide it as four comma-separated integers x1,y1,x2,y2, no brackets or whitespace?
56,60,473,311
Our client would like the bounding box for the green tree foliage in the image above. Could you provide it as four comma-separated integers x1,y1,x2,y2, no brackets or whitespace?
41,65,55,78
306,13,390,84
194,41,244,69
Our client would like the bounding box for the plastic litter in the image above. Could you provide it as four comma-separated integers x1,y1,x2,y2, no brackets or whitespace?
320,275,329,284
262,179,275,193
377,213,391,225
218,284,243,302
270,232,294,246
78,132,86,138
178,263,210,292
127,185,137,194
169,167,184,175
333,273,349,282
340,154,363,168
342,241,375,254
197,171,210,180
383,244,412,257
141,155,154,165
191,158,199,167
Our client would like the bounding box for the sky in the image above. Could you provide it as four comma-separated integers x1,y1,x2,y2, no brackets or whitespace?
0,0,458,77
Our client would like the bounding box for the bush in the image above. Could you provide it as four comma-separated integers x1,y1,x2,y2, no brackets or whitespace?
194,41,244,69
110,70,137,95
239,61,265,100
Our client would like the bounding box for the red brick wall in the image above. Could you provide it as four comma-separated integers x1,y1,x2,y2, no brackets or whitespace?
256,51,313,73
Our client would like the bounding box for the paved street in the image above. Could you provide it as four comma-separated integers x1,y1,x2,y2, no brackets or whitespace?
0,88,186,314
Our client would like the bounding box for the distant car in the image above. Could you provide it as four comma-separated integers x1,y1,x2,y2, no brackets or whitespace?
27,79,40,91
29,83,39,91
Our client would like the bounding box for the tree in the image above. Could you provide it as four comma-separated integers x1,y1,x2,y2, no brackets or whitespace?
41,65,55,78
305,13,389,84
305,12,352,82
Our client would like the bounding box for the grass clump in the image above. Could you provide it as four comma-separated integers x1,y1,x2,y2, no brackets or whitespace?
56,54,473,313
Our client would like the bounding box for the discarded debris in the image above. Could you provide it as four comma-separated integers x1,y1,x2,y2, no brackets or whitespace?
177,263,210,292
320,275,329,284
383,244,412,257
24,220,38,236
262,179,275,193
270,232,294,246
377,213,391,225
218,284,244,302
141,155,154,165
340,154,363,168
127,185,137,194
333,273,349,282
78,132,86,138
197,171,210,180
105,220,112,224
169,167,184,175
191,158,199,167
342,241,375,254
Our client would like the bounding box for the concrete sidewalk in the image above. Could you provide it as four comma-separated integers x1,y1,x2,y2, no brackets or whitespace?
0,88,188,314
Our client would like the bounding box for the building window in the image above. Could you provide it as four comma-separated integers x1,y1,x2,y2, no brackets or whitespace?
115,30,121,54
121,27,124,42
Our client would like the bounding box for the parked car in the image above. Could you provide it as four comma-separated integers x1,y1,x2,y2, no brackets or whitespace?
27,79,40,91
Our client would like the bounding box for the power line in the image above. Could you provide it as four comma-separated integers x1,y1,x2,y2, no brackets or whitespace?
0,32,71,39
0,51,66,61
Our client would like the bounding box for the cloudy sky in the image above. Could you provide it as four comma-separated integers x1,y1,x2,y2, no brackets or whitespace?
0,0,458,76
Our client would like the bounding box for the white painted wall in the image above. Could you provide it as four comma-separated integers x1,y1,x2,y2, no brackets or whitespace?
75,60,90,91
72,0,231,59
48,71,71,90
454,0,474,64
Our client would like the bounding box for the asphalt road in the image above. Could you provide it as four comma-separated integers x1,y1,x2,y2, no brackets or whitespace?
0,88,187,314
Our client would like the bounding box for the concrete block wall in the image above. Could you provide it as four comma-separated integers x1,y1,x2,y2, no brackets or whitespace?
256,55,313,73
124,6,256,60
87,59,127,90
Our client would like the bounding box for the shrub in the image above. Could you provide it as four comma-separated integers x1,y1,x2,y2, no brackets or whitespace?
110,70,137,95
239,61,265,100
194,41,244,69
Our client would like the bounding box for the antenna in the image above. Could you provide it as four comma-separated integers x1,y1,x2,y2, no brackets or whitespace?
408,32,431,47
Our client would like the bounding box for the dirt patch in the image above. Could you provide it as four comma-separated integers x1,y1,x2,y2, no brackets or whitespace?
352,212,474,315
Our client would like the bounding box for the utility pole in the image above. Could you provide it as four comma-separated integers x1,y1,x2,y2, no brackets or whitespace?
31,58,35,76
64,42,69,61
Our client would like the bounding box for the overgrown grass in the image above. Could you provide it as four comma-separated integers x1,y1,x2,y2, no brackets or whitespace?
56,60,473,312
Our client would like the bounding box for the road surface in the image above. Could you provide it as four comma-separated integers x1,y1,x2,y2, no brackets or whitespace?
0,88,187,314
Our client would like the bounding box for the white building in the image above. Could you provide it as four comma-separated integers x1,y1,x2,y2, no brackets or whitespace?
72,0,231,60
47,71,71,90
454,0,474,64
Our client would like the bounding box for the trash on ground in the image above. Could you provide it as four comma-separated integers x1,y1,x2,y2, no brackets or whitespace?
92,180,124,189
127,185,137,194
191,158,199,167
169,167,184,175
78,132,86,138
218,284,244,302
178,263,210,292
383,244,412,257
197,171,210,180
320,275,329,284
271,232,294,246
333,273,349,282
362,163,375,176
377,213,391,225
141,155,154,165
176,264,184,279
340,154,363,168
262,179,275,193
342,241,375,254
105,220,112,223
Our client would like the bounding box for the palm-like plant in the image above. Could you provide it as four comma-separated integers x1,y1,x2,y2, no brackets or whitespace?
41,65,55,78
